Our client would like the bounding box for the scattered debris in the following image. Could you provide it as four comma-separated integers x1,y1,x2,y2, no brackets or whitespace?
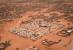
56,26,73,37
26,46,39,50
41,39,61,47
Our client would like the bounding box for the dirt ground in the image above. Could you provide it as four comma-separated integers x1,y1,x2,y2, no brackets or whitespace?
0,0,73,50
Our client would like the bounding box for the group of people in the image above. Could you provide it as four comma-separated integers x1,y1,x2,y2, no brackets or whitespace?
10,15,65,41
